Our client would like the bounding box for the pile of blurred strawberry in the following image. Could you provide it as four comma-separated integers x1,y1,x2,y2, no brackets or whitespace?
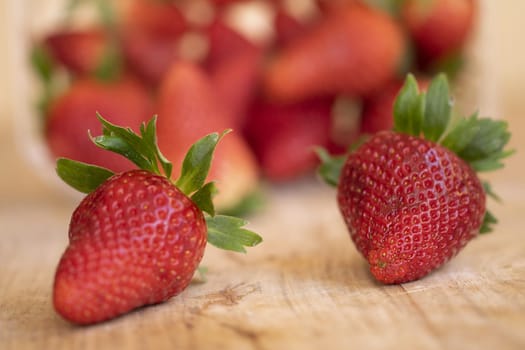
31,0,477,211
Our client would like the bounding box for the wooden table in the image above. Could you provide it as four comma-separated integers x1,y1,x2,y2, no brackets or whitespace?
2,117,525,350
1,2,525,350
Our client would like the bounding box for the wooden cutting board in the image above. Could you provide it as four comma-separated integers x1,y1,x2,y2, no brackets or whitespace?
1,129,524,349
1,2,525,347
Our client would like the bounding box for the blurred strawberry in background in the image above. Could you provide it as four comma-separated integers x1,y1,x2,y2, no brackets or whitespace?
204,18,263,127
315,0,358,13
45,77,153,172
263,3,405,102
360,76,430,134
401,0,477,71
156,60,259,212
43,28,109,76
272,8,310,48
32,0,479,210
244,96,334,181
120,0,187,85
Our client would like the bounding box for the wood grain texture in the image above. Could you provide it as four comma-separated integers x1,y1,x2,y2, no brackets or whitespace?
1,173,525,350
2,1,525,349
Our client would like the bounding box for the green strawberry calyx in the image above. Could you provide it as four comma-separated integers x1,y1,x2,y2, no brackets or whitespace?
318,73,514,234
56,114,262,253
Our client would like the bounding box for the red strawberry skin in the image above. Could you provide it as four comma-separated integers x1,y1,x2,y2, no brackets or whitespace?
122,0,187,39
263,4,404,102
401,0,477,63
120,28,180,86
244,97,334,181
156,61,259,210
53,170,207,325
45,78,152,173
337,131,485,284
204,18,258,72
273,9,309,48
120,0,187,85
44,28,107,75
204,19,264,127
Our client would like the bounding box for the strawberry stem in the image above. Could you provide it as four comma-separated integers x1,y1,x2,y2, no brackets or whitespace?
56,114,263,253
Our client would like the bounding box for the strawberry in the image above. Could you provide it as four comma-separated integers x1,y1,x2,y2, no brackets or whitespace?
204,18,264,127
53,116,262,325
244,96,334,181
401,0,477,66
316,0,358,13
45,77,153,173
210,0,252,7
273,9,310,48
360,77,429,134
203,18,259,71
209,49,263,127
43,28,108,76
319,73,513,284
120,0,187,85
156,61,259,212
263,3,405,102
121,0,187,40
120,28,180,86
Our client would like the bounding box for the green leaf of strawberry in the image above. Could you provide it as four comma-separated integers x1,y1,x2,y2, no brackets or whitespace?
441,112,480,153
30,44,55,85
56,158,114,193
480,210,498,234
57,114,261,250
393,74,425,136
175,130,230,196
315,147,346,187
191,182,218,217
422,73,452,142
92,114,170,176
206,215,263,253
53,113,262,324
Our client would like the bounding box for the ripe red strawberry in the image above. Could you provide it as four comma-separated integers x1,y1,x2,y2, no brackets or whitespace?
45,77,153,172
209,49,263,127
319,73,513,284
263,3,405,102
204,18,264,127
156,61,259,211
210,0,252,7
316,0,358,13
273,9,309,48
120,28,180,86
203,18,259,72
360,77,430,134
43,28,108,76
244,97,334,181
120,0,187,85
121,0,187,39
401,0,477,65
53,116,262,324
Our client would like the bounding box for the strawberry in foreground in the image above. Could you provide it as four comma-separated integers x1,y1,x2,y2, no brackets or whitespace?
53,115,262,325
318,73,512,284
